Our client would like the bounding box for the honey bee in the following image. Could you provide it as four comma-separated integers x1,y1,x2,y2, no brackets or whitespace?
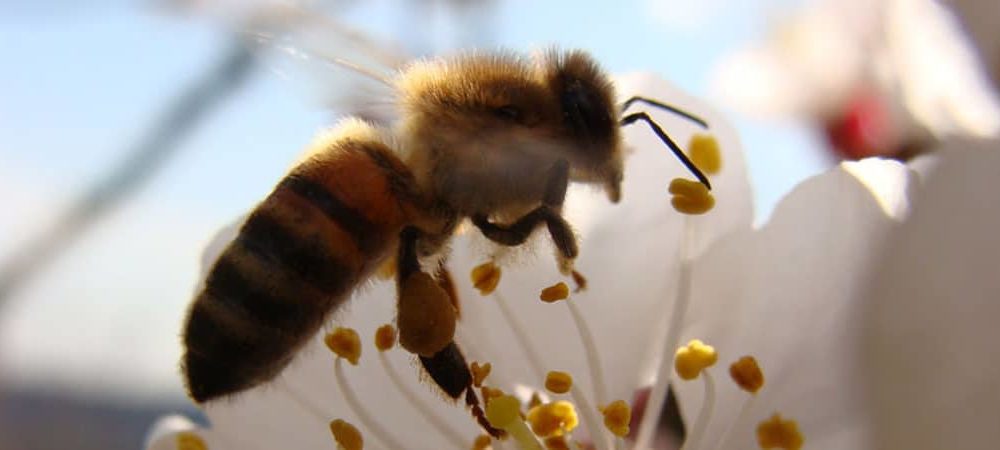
181,47,710,436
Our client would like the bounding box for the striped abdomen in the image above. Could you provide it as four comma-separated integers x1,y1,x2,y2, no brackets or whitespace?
182,133,419,403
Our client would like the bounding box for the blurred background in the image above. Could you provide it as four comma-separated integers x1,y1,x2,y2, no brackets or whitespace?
0,0,996,448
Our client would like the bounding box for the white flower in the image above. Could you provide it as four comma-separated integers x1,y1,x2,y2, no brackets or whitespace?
670,139,1000,450
145,73,754,450
673,157,919,449
147,77,999,450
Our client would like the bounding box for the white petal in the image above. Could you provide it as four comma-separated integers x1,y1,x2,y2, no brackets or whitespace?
862,139,1000,449
676,158,918,449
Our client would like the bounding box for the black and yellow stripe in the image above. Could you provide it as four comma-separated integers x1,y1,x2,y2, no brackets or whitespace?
182,138,417,403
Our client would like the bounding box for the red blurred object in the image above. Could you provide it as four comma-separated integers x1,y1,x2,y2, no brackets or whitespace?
823,89,898,160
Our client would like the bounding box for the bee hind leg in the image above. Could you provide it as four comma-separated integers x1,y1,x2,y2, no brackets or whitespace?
395,227,458,357
420,342,503,438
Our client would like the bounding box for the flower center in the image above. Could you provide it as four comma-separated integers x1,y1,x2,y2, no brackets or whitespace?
263,131,804,450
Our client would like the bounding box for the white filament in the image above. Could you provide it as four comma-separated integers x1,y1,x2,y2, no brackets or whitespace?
377,351,468,449
711,394,757,450
680,371,716,450
334,358,406,450
635,217,698,450
492,291,610,450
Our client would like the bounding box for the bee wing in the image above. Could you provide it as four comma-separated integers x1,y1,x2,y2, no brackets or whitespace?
240,2,408,124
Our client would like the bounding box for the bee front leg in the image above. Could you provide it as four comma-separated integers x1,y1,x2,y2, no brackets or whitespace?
471,160,578,272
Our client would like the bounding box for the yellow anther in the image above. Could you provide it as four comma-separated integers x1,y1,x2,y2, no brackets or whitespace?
688,133,722,175
485,395,523,429
176,432,207,450
481,386,505,407
675,339,718,380
669,178,715,215
471,361,492,388
600,399,631,437
526,401,579,438
730,356,765,394
325,327,361,365
329,419,363,450
543,436,570,450
528,392,544,409
397,272,456,357
472,434,493,450
756,414,804,450
471,262,502,295
544,371,573,394
376,255,397,280
374,324,397,352
539,282,570,303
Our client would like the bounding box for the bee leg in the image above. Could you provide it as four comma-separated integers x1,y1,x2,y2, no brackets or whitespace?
396,227,457,357
420,342,503,438
471,159,578,266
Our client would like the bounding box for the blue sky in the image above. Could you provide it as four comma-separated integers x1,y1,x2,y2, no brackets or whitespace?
0,0,826,404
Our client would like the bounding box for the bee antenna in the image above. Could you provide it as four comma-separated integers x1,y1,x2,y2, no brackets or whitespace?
621,112,712,190
621,96,708,129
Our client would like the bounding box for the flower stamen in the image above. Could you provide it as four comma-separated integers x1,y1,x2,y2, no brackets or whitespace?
526,401,579,438
329,419,363,450
176,431,207,450
599,400,631,438
710,356,766,450
669,178,715,215
564,298,609,406
756,414,804,450
493,291,608,450
729,356,764,393
472,262,502,295
679,370,716,450
325,328,361,365
472,362,492,388
486,395,544,450
333,357,406,449
472,434,493,450
675,340,718,380
687,134,722,175
373,325,468,448
544,371,573,394
539,282,570,303
634,217,699,449
481,386,505,408
543,435,570,450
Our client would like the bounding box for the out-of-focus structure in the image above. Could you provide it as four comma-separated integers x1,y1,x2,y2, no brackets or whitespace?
710,0,1000,161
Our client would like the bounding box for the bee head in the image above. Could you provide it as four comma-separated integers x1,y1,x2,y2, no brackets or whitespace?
538,50,624,202
398,51,625,202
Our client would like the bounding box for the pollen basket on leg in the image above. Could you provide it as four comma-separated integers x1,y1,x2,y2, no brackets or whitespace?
398,272,457,357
